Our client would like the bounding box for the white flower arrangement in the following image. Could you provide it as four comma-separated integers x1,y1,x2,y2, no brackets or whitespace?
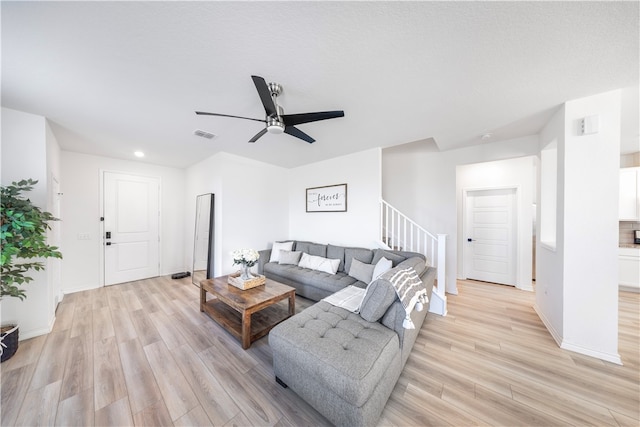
231,248,260,267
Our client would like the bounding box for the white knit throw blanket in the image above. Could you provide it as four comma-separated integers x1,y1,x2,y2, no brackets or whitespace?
322,285,366,313
387,267,428,329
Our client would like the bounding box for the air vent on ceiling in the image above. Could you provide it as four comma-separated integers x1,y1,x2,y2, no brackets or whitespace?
194,129,216,139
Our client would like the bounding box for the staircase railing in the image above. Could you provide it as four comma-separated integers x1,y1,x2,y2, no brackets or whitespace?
380,199,447,315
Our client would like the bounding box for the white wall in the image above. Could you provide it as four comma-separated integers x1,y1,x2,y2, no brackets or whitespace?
185,152,290,277
1,108,58,339
288,148,382,248
535,90,621,364
1,108,47,202
60,151,186,293
535,106,566,341
456,156,535,290
383,136,540,294
562,90,621,363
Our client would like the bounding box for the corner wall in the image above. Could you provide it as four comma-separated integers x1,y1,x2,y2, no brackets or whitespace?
535,105,566,343
184,152,290,278
536,90,621,363
562,90,621,362
1,107,57,339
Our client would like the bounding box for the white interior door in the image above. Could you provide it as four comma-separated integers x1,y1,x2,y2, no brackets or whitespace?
464,188,517,286
104,172,160,286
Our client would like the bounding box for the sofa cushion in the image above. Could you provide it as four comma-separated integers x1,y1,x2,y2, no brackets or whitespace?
327,244,346,272
344,248,374,273
264,263,358,294
296,241,327,258
269,301,400,407
359,273,398,322
279,250,302,265
298,253,340,275
270,241,295,262
372,249,407,267
371,257,393,283
348,259,375,284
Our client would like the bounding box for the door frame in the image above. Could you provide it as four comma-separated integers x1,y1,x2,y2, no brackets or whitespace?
462,185,521,287
99,169,162,287
49,173,63,305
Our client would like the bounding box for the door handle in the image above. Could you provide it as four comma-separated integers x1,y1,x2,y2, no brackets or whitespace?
467,238,474,242
105,242,117,246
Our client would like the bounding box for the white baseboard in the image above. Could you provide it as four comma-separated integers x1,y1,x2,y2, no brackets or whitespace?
534,304,622,365
533,304,563,347
62,284,101,295
619,284,639,293
560,341,622,365
18,317,55,341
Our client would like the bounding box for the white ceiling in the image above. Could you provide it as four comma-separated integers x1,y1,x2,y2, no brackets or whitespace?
2,1,638,169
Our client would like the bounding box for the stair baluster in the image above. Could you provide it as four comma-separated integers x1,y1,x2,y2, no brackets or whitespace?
379,199,447,315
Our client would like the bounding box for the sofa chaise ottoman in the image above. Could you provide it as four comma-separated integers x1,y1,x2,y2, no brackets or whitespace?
265,241,436,426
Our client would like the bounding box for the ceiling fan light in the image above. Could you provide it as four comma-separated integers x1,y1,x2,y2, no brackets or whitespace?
266,118,285,134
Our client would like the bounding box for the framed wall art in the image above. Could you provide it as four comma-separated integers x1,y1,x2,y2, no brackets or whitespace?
306,183,347,212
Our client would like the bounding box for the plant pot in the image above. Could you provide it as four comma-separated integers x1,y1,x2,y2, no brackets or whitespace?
1,324,19,363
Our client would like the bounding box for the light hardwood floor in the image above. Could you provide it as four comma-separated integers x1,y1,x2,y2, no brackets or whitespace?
1,276,638,426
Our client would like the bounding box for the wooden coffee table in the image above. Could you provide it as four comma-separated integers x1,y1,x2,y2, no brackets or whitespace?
200,275,295,349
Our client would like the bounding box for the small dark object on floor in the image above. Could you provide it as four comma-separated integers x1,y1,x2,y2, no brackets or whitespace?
1,325,19,363
276,376,288,388
171,272,191,279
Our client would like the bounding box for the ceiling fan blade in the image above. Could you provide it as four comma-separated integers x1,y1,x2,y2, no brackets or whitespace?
281,110,344,126
251,75,277,117
284,126,315,144
195,111,265,123
249,128,268,143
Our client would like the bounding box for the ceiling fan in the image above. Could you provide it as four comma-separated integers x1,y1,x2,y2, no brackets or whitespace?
196,75,344,144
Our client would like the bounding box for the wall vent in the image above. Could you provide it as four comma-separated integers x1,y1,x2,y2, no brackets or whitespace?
194,129,216,139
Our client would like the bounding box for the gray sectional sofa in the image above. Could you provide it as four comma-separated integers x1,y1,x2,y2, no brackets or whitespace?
257,240,427,301
259,240,435,427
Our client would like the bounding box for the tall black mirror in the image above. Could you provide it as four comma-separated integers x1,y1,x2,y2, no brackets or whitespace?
192,193,215,286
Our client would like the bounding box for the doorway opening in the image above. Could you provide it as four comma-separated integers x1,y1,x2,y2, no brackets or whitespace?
463,187,517,286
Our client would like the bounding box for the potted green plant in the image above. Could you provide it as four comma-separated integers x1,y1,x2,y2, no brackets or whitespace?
0,179,62,362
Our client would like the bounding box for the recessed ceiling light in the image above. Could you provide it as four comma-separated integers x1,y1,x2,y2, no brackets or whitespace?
134,151,145,158
481,133,493,141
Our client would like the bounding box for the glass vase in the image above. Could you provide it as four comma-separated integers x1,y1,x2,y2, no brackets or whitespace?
240,264,253,281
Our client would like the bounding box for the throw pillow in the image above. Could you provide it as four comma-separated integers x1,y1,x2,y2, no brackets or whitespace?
279,250,302,265
298,253,340,275
371,256,393,283
344,247,374,273
348,259,375,283
269,241,294,263
372,249,407,267
359,275,398,322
